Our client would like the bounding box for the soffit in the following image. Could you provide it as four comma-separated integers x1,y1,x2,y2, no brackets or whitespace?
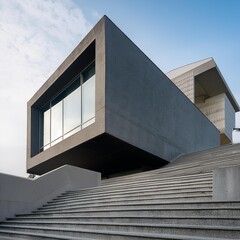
195,67,240,111
167,58,240,112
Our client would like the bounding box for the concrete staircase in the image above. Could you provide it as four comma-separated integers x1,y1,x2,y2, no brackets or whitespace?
1,143,240,239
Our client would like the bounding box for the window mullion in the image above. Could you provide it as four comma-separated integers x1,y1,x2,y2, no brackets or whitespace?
80,74,83,128
62,99,64,140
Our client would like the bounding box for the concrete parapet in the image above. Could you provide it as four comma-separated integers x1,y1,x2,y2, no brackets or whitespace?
0,165,101,221
213,166,240,201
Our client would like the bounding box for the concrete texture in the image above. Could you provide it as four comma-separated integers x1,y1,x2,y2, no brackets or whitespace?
196,93,235,143
104,18,220,161
27,16,220,175
167,58,239,145
27,16,106,172
0,165,100,221
2,143,240,239
167,58,239,112
213,166,240,201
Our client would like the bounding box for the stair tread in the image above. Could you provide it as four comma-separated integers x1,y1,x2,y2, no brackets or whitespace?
0,228,238,240
8,214,240,220
0,229,93,240
0,226,240,240
2,144,240,239
3,221,240,230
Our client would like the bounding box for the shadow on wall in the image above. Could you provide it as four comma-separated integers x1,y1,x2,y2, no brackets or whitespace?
0,165,101,222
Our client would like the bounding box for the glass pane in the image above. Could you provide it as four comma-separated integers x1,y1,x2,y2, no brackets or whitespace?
82,75,95,124
82,63,95,83
64,86,81,134
63,126,81,139
43,109,50,146
51,101,63,142
44,144,50,151
51,137,62,147
82,117,95,129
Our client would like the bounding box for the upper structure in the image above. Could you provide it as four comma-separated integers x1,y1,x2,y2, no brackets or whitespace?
167,58,240,144
27,16,220,176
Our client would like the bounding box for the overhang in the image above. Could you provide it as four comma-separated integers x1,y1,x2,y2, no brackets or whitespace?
167,58,240,112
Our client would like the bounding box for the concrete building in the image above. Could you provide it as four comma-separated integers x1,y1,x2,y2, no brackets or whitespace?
167,58,240,144
27,16,220,177
2,16,240,239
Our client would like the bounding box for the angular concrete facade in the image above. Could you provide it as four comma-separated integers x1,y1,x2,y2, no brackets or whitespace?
27,16,220,176
167,58,240,144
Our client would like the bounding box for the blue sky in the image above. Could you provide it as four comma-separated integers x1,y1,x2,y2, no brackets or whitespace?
0,0,239,177
80,0,240,91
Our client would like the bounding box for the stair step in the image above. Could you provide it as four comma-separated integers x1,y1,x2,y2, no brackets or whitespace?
35,195,213,213
104,155,240,185
6,215,240,226
99,173,213,187
54,186,212,203
1,228,238,240
43,193,212,210
64,179,213,197
101,171,213,186
1,223,240,239
1,144,240,239
0,229,93,240
16,205,240,218
63,182,213,195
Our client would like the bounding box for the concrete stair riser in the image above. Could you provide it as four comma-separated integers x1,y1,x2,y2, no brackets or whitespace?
21,207,240,217
102,156,240,184
101,170,213,185
0,230,95,240
53,186,213,203
64,178,213,196
1,224,240,239
72,175,213,192
43,193,213,210
1,230,238,240
1,143,240,239
6,216,240,226
96,171,212,187
34,195,213,213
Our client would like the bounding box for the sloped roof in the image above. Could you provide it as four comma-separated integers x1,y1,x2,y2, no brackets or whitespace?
166,58,213,79
166,58,240,112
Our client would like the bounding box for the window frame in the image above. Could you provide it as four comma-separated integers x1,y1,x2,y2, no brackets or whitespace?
40,61,96,152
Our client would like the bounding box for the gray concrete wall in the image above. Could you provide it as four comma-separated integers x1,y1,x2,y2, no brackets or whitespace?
213,166,240,201
197,94,225,134
105,19,220,161
196,93,235,142
0,165,100,222
27,17,106,173
224,94,235,141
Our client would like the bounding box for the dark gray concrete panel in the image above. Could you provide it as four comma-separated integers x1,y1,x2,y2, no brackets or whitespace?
27,16,220,176
105,18,220,161
28,133,167,176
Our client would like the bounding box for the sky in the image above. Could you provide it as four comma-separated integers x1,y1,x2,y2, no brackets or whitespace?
0,0,240,177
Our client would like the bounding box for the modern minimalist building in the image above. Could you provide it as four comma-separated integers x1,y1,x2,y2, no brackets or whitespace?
167,58,240,144
27,16,220,177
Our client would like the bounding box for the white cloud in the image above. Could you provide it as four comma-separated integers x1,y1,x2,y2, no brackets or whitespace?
0,0,93,177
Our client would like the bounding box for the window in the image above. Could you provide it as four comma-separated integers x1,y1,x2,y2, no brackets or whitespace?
82,64,96,128
41,62,95,151
64,85,81,135
43,109,50,150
